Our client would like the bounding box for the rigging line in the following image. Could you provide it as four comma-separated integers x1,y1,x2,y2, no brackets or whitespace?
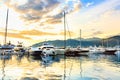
65,16,71,39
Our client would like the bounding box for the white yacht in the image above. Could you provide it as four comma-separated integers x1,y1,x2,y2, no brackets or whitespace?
89,46,105,54
0,42,14,55
29,47,42,56
14,42,25,52
40,43,56,56
29,43,56,56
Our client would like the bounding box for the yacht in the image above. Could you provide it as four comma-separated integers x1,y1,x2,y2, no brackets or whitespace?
29,47,42,56
14,42,25,52
0,9,14,55
29,43,56,56
0,42,14,55
40,43,56,56
13,42,26,55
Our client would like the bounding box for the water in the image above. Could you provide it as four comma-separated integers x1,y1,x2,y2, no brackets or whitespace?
0,53,120,80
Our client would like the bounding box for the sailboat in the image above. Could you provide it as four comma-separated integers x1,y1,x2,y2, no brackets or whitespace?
77,29,89,53
63,12,88,56
14,42,26,53
103,39,117,55
0,9,14,55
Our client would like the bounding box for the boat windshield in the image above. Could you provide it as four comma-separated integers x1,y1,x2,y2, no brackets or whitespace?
17,45,22,47
42,47,54,49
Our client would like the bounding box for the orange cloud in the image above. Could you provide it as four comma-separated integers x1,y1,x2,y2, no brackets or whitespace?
0,29,64,40
5,0,81,25
0,32,31,39
59,31,76,37
45,18,62,24
20,29,57,36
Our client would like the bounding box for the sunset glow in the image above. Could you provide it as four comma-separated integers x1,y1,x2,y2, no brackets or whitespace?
0,0,120,46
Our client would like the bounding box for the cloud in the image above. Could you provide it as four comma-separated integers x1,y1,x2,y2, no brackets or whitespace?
83,30,104,38
92,31,103,35
77,0,120,24
59,30,76,37
74,2,81,12
41,26,55,30
5,0,81,24
44,18,62,24
84,9,120,38
22,14,41,21
19,29,76,38
68,0,120,39
20,29,57,36
64,0,81,13
0,31,31,39
86,2,94,7
0,29,61,40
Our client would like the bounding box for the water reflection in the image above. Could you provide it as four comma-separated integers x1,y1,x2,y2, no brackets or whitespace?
0,54,11,80
2,58,5,80
116,51,120,62
16,54,24,63
0,53,120,80
80,57,83,78
20,77,39,80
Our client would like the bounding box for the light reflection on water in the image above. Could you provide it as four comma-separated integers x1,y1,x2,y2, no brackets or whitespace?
0,53,120,80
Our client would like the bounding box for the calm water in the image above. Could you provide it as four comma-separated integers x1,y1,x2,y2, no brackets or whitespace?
0,53,120,80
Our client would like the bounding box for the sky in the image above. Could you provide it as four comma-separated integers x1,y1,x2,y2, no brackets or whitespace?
0,0,120,46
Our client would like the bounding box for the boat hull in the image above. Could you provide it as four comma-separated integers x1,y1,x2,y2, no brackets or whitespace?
103,50,117,55
65,49,88,57
30,50,42,57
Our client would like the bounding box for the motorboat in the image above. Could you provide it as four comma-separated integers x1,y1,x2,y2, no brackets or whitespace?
0,44,14,49
29,47,42,57
40,43,56,56
14,42,26,53
0,42,14,55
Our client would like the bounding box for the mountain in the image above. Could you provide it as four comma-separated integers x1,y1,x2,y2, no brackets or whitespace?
103,35,120,47
108,35,120,40
32,35,120,48
75,37,101,41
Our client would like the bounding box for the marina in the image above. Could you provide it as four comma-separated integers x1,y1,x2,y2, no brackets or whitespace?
0,0,120,80
0,50,120,80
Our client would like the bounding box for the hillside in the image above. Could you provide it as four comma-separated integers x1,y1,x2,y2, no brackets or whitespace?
32,35,120,47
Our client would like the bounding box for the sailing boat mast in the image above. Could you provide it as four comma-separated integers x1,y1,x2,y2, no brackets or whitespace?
64,11,66,49
4,9,9,45
79,29,81,49
63,11,66,80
